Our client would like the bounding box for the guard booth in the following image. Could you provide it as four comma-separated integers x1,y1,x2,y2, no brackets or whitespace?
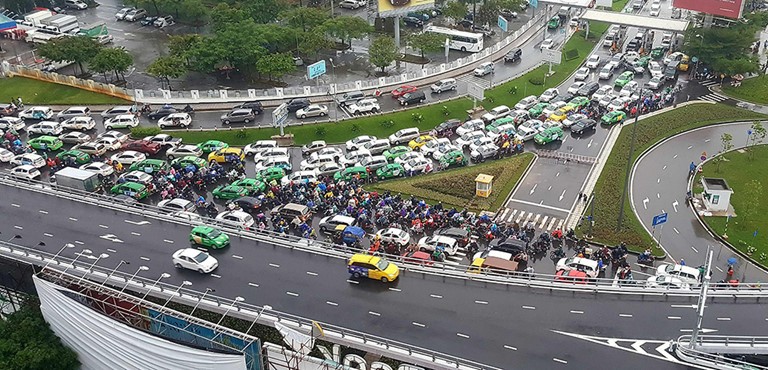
475,174,494,198
701,178,733,212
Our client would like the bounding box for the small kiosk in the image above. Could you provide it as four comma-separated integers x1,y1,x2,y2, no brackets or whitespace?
701,177,733,213
475,174,494,198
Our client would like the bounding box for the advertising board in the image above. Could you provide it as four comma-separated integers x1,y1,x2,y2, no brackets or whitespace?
672,0,744,19
378,0,435,18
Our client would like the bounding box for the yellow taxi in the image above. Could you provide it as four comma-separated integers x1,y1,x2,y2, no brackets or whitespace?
347,253,400,282
548,105,575,122
408,135,435,150
208,147,245,164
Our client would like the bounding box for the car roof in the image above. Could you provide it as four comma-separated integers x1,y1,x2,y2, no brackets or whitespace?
178,248,203,258
349,253,381,264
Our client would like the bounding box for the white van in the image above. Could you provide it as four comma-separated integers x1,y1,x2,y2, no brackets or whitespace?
388,127,420,145
363,139,391,155
357,155,388,170
656,264,701,286
430,78,457,94
556,257,599,278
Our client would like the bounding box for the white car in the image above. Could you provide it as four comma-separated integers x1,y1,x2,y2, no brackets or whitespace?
514,95,538,110
0,117,25,131
110,150,147,165
574,67,590,81
314,162,344,177
591,85,613,101
172,248,219,274
158,198,196,213
395,151,425,166
339,149,372,167
608,97,633,111
280,170,318,186
295,104,328,119
556,257,599,278
60,116,96,131
540,38,554,50
598,94,615,108
253,148,289,164
173,211,203,223
56,106,91,121
79,162,114,177
375,227,410,247
216,210,255,229
158,113,192,128
11,153,46,168
656,264,701,286
469,136,495,153
166,144,203,159
255,156,291,173
96,137,122,151
585,55,601,69
59,131,91,144
243,140,278,156
432,144,460,161
481,105,511,123
120,171,153,184
473,62,494,77
18,106,53,120
417,235,459,255
403,157,432,173
339,0,366,9
104,114,139,130
27,121,63,135
314,147,343,159
648,61,663,78
0,148,13,163
486,123,517,141
455,130,486,149
649,3,660,16
455,119,485,137
539,88,559,103
303,140,329,155
646,77,663,90
646,275,690,290
345,135,377,151
115,7,135,20
11,165,40,179
619,81,639,97
542,102,567,117
300,153,337,171
98,130,130,143
75,142,108,156
567,82,585,95
347,98,380,114
421,137,450,156
562,114,588,128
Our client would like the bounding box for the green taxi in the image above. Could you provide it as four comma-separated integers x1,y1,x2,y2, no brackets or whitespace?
635,56,651,68
439,150,467,169
567,96,590,109
189,225,230,249
129,158,169,173
614,71,634,88
376,163,405,180
485,117,514,132
383,146,411,162
534,126,565,145
197,140,229,154
601,110,627,126
547,16,560,29
110,182,149,200
56,150,91,165
232,178,267,194
528,102,549,117
650,47,666,60
172,155,208,169
212,184,249,200
334,166,369,181
257,166,286,183
29,136,63,151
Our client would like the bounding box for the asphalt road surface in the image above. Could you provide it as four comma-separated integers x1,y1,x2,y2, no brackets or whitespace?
1,184,766,369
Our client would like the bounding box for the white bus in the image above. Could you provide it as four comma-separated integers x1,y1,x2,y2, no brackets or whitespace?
424,26,484,53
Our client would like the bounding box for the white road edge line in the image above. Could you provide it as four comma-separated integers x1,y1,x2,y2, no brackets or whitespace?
522,305,536,310
286,291,299,297
553,358,568,364
504,345,517,351
412,322,426,328
368,311,380,316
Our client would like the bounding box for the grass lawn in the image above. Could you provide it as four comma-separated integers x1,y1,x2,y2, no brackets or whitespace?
722,75,768,105
581,103,768,255
613,0,630,11
0,77,131,105
695,145,768,265
367,153,534,212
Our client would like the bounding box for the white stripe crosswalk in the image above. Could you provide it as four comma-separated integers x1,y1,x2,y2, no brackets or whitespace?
699,80,718,87
494,209,566,232
698,93,728,102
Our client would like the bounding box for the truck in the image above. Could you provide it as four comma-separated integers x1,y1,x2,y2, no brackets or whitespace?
23,10,53,27
54,167,100,192
77,22,109,38
25,29,65,44
41,14,79,34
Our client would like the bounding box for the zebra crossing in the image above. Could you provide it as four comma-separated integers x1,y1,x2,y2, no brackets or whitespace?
699,79,718,87
494,208,566,232
698,92,728,102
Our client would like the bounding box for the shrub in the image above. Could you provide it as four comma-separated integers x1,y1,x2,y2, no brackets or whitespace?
411,113,424,123
351,123,360,132
314,127,326,137
564,48,580,61
130,126,161,138
380,120,395,129
442,105,450,116
528,76,545,85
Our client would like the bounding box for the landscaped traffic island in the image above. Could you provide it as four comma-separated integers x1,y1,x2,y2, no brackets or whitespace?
0,77,130,105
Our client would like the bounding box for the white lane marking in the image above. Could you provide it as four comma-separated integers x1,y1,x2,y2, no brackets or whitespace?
196,247,207,251
663,165,667,170
248,282,259,287
211,274,221,278
475,300,489,305
430,294,443,299
43,233,53,237
389,288,401,292
232,255,243,259
124,220,151,225
11,203,20,207
619,314,633,318
530,184,537,195
522,305,536,310
140,256,150,261
131,232,141,236
326,301,338,306
704,139,711,143
717,317,731,321
691,246,699,253
412,322,426,328
13,225,23,230
667,316,682,320
687,145,693,150
657,193,660,199
74,240,84,245
657,178,660,183
553,358,568,364
306,271,318,276
269,263,280,268
456,333,470,338
556,172,560,177
673,154,678,159
548,185,552,190
99,224,109,229
715,266,723,273
368,311,381,316
673,227,679,234
504,345,518,351
163,239,174,244
570,310,584,314
670,304,697,308
346,279,359,284
107,249,117,253
39,210,48,214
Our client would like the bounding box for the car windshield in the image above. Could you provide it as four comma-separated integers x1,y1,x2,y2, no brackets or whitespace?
207,229,222,238
375,259,390,270
192,252,209,263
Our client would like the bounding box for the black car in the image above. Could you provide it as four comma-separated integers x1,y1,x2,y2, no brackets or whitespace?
433,119,462,137
140,16,157,26
403,16,423,28
147,107,179,120
233,101,263,114
227,196,262,212
286,98,310,113
576,82,600,97
435,227,471,246
570,118,596,135
398,91,426,106
504,48,522,63
551,92,574,104
488,237,526,254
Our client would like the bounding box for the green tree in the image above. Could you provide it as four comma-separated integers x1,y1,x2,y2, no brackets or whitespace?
475,0,525,27
167,34,205,66
298,29,332,57
244,0,287,24
368,36,397,73
147,55,187,90
38,36,102,76
683,27,758,76
741,179,763,225
714,132,733,172
210,3,251,32
747,121,767,160
322,16,372,47
407,31,444,59
442,1,469,24
255,53,296,81
280,7,329,32
211,21,268,74
89,47,134,82
0,298,80,370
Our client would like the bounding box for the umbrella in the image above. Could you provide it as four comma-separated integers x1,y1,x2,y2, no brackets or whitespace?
727,257,738,266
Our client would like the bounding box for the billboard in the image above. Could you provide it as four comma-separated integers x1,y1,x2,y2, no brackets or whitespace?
672,0,744,19
378,0,434,18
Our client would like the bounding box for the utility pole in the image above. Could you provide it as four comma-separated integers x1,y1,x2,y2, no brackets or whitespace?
616,93,644,230
690,248,713,349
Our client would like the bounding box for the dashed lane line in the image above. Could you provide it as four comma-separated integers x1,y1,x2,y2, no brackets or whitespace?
131,232,141,236
667,316,682,320
107,249,117,253
553,358,568,364
210,274,221,279
140,256,150,261
504,345,517,351
269,263,280,268
43,233,53,237
39,210,48,214
619,314,633,318
306,271,318,276
13,225,22,230
430,294,443,299
346,279,359,284
326,301,338,306
717,317,731,321
74,240,84,245
456,333,470,339
248,282,259,287
11,204,20,207
412,322,426,328
163,239,174,244
368,311,381,316
99,224,109,229
475,300,489,305
389,288,401,292
522,305,536,310
232,255,243,259
570,310,584,314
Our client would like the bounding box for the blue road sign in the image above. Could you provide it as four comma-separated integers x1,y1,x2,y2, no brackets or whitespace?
652,213,668,227
497,15,508,32
307,60,326,80
529,0,538,9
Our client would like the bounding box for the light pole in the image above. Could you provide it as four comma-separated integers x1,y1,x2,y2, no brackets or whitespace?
161,280,192,310
41,243,75,271
243,305,273,342
694,34,704,78
99,260,129,289
77,253,109,285
132,272,171,310
329,58,338,122
188,288,215,318
690,249,713,349
60,248,92,277
118,265,149,295
210,296,245,341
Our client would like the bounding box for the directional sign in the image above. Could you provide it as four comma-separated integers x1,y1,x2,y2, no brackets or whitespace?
542,49,562,65
272,103,289,136
307,60,326,80
652,212,668,227
497,15,509,32
467,82,485,101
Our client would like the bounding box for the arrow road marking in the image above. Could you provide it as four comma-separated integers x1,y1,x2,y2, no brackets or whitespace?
99,234,124,243
125,220,151,226
530,184,537,195
643,198,649,210
587,139,593,148
559,189,566,201
672,200,679,213
631,341,647,355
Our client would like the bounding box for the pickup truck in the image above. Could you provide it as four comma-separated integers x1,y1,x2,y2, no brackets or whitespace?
143,134,182,149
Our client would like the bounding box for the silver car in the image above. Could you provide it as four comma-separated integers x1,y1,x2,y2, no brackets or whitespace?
296,104,328,119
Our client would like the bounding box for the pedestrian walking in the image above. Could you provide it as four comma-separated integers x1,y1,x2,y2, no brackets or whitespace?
679,258,685,266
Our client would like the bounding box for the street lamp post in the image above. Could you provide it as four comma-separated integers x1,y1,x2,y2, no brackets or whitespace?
60,248,92,277
41,243,75,271
210,296,245,342
690,249,713,348
77,253,109,285
244,305,273,339
132,273,171,310
99,260,129,289
188,288,215,318
161,280,192,310
118,265,149,295
616,93,645,231
694,34,704,78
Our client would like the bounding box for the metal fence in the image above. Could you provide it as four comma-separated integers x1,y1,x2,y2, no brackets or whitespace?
2,172,767,298
674,335,768,369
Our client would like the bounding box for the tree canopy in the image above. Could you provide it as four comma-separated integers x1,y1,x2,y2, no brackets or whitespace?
369,36,398,73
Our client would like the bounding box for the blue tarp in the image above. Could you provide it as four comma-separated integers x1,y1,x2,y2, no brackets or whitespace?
0,14,16,32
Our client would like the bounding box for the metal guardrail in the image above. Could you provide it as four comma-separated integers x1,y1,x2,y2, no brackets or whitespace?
0,240,496,370
674,336,768,369
2,172,768,297
678,335,768,353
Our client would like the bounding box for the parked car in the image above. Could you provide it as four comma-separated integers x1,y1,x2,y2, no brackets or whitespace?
18,106,54,120
115,7,135,20
296,104,328,119
232,101,263,115
339,0,366,9
398,91,426,106
337,91,366,107
391,85,419,98
286,98,310,112
430,78,457,93
154,15,174,28
125,8,147,21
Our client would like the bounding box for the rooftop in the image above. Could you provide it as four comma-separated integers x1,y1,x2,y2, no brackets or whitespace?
702,177,733,192
581,9,690,32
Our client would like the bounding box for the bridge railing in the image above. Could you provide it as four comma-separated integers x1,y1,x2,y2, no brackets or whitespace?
2,173,767,297
674,336,768,369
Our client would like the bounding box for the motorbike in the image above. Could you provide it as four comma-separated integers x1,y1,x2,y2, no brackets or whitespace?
432,246,446,262
637,253,654,266
205,203,218,218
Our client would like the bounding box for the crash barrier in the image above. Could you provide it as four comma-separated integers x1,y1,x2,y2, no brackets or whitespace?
537,150,597,164
677,335,768,355
2,173,767,298
674,336,768,369
0,61,133,101
1,241,496,370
